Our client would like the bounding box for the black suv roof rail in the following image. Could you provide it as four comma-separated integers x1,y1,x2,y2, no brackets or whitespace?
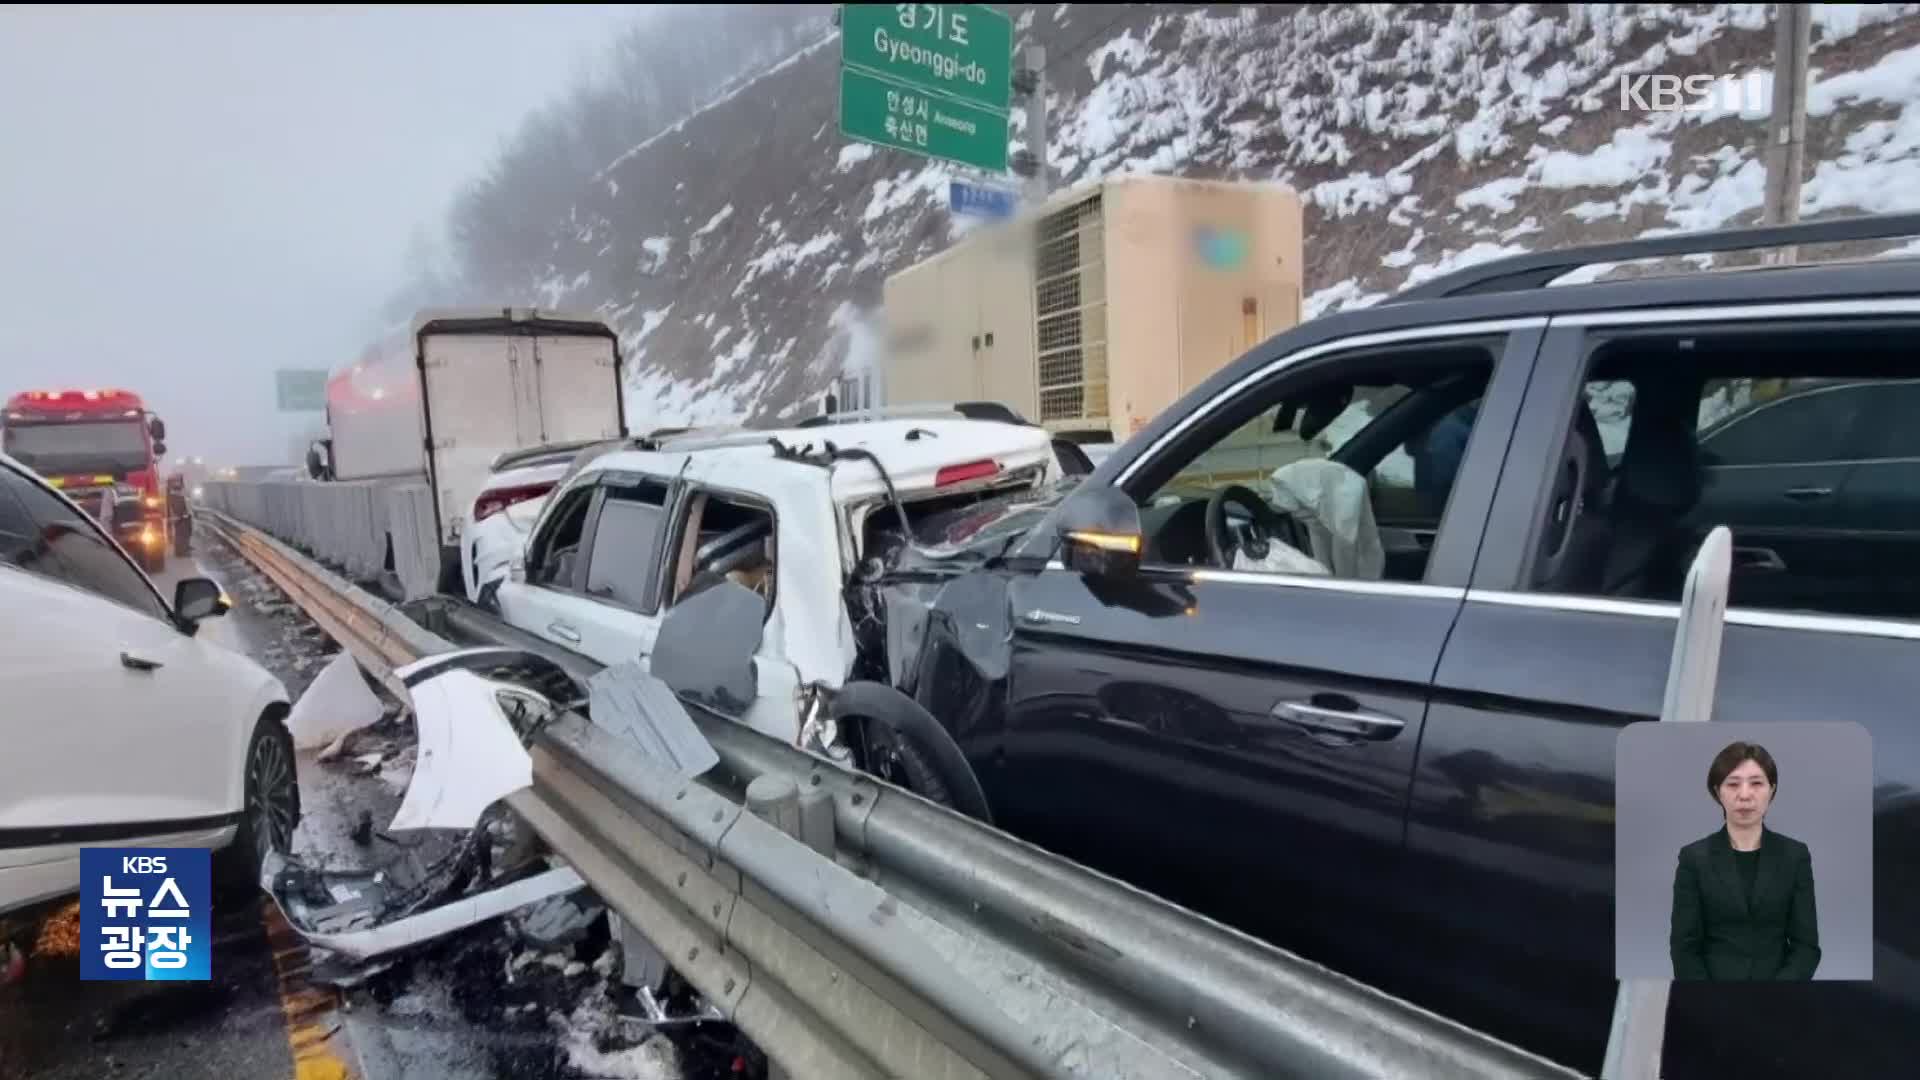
1391,211,1920,303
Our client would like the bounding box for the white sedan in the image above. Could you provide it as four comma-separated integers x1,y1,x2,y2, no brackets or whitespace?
459,439,630,604
0,452,296,923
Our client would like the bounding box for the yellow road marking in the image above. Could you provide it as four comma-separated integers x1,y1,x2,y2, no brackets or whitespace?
258,898,358,1080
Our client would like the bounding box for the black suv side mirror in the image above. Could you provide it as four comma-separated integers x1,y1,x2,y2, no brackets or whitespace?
173,577,229,627
1056,486,1144,579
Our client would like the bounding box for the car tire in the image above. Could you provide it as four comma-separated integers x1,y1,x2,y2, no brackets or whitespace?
216,716,300,900
834,682,993,824
142,545,167,574
857,716,956,808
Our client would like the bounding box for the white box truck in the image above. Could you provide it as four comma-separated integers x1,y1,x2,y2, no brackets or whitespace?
308,308,628,593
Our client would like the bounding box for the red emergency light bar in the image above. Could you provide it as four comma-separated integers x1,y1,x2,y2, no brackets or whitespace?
6,388,147,413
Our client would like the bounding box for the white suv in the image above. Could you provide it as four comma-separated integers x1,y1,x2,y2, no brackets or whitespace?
472,416,1058,805
0,453,297,923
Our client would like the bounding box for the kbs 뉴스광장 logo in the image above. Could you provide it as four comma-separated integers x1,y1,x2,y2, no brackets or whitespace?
79,848,211,981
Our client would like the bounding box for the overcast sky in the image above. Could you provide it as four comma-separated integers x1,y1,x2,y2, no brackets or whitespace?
0,4,641,466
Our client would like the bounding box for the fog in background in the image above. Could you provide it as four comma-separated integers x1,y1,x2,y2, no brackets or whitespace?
0,5,641,467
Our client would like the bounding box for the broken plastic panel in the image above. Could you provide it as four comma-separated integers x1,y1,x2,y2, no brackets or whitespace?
587,662,720,779
260,848,585,962
286,651,386,750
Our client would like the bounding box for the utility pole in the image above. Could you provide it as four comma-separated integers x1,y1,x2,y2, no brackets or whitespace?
1018,44,1049,204
1762,2,1812,264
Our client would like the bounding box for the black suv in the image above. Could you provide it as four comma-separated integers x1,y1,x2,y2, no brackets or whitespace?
881,215,1920,1080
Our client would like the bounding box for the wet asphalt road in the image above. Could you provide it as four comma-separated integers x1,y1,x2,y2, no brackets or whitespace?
0,541,309,1080
3,524,725,1080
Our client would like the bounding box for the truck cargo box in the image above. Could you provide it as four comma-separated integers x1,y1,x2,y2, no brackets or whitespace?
322,308,627,554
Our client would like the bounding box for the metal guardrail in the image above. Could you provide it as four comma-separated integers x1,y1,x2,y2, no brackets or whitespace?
200,508,1588,1080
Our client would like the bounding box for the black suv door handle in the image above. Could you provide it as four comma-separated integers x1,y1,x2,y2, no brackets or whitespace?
1783,486,1833,501
1270,699,1405,741
120,651,163,672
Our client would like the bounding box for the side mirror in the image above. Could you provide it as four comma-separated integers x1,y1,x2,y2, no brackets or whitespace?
174,577,229,625
148,415,167,441
152,440,168,458
1056,486,1144,578
651,579,764,717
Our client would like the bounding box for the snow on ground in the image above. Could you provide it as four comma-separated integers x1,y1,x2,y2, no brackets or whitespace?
862,163,952,225
621,305,673,359
834,142,874,172
640,236,672,272
694,204,734,237
711,330,760,380
736,228,837,292
533,3,1920,429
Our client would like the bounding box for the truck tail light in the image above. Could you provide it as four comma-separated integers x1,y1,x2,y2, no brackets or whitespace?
934,460,1000,487
474,483,553,523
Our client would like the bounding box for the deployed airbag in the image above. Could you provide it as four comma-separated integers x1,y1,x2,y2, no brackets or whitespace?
1266,458,1385,580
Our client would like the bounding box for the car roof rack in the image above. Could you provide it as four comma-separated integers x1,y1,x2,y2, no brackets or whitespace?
797,401,1032,428
490,437,614,473
1390,211,1920,303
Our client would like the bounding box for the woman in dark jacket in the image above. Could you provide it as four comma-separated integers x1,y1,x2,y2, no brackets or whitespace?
1670,740,1821,981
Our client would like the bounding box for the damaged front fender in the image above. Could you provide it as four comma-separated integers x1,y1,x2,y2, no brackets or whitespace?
387,647,589,833
390,666,541,833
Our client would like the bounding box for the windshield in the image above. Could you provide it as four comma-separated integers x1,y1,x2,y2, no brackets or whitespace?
3,420,149,471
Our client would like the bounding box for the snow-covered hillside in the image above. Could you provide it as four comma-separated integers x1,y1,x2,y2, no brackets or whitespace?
473,4,1920,432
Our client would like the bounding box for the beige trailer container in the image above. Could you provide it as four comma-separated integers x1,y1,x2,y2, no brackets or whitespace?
880,175,1304,442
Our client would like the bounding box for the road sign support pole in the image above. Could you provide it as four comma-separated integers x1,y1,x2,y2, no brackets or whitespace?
1023,45,1048,204
1762,2,1812,265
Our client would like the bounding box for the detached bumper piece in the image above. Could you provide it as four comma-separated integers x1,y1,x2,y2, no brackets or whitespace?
260,849,585,967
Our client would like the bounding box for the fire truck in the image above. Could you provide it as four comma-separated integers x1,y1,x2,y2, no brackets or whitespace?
1,388,173,573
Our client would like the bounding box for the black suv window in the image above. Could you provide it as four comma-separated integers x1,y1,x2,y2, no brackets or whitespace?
1698,381,1873,467
582,481,671,613
2,468,166,619
1131,343,1496,583
1859,380,1920,460
1536,327,1920,620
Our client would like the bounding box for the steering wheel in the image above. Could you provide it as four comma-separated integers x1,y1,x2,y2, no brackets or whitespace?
1204,485,1296,568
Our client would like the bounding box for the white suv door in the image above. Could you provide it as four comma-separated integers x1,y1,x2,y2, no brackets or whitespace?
498,470,676,667
0,468,242,839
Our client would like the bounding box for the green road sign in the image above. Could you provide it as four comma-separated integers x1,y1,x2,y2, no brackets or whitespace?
839,66,1009,172
275,369,329,412
841,3,1013,113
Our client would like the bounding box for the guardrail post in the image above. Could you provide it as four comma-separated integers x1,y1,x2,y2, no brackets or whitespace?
746,774,801,837
797,785,835,859
744,773,803,1080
